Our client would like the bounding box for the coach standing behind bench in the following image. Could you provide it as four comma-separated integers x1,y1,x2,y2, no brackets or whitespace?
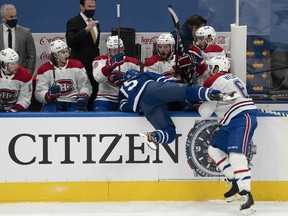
0,4,36,75
66,0,100,111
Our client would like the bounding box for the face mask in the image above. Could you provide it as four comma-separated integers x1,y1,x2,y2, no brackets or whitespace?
84,9,95,18
6,19,17,28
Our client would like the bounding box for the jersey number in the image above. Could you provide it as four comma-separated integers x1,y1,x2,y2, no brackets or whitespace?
234,80,249,98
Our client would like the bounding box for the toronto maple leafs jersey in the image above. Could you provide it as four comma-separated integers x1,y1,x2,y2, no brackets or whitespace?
92,55,139,103
0,66,32,111
119,72,174,112
35,59,92,104
199,73,258,125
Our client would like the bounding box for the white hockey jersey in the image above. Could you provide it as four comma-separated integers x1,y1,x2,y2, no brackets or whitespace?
0,66,32,111
92,55,139,103
198,44,226,86
35,59,92,104
144,54,176,76
199,73,258,125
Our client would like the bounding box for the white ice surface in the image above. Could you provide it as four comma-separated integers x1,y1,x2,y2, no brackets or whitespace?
0,201,288,216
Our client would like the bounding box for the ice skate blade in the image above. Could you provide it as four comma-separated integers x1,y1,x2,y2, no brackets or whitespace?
240,206,256,215
226,194,241,203
139,133,157,150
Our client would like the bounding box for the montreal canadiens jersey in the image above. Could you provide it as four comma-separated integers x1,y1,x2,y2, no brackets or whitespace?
202,44,225,62
119,72,174,112
199,73,258,125
198,44,226,86
144,54,176,76
35,59,92,104
92,55,139,103
0,66,32,111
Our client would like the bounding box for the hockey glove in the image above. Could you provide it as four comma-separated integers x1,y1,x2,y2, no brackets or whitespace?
177,55,196,83
109,72,125,87
207,88,222,101
188,45,204,67
45,84,61,102
76,93,89,111
178,54,193,71
106,52,125,70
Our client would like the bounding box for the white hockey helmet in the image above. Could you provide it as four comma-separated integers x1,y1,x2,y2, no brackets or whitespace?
156,33,175,59
0,48,19,71
208,56,230,73
106,35,124,50
50,39,68,54
157,33,175,45
195,26,216,44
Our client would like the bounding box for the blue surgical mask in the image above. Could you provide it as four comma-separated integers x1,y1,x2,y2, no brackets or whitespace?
84,9,95,18
6,19,17,28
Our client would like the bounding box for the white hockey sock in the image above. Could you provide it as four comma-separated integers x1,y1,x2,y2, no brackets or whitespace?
208,146,234,179
229,153,251,192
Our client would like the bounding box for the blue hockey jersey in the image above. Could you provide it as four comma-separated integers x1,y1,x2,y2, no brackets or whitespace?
119,72,175,112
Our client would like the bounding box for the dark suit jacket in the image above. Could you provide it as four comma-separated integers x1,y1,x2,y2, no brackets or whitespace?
65,14,100,77
0,24,36,74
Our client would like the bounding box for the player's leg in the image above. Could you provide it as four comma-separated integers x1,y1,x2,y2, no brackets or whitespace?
208,128,239,202
92,100,118,112
41,102,58,112
227,113,257,214
138,97,176,150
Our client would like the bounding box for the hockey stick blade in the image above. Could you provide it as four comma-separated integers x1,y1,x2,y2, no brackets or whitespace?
168,5,180,30
222,92,241,102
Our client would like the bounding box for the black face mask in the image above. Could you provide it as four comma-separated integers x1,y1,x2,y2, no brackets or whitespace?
84,9,95,18
6,19,17,28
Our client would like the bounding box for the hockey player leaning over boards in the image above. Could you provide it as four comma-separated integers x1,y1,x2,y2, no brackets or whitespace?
198,56,258,215
35,40,92,112
0,48,32,112
92,35,139,111
195,25,226,85
118,69,238,151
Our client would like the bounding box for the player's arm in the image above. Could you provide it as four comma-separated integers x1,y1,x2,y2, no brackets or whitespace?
198,101,217,117
118,89,133,112
13,79,33,111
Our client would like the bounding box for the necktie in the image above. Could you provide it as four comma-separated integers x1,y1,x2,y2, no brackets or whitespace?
88,19,97,44
8,29,12,48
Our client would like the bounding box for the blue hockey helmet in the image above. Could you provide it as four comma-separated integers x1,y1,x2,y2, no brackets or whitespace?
124,69,140,81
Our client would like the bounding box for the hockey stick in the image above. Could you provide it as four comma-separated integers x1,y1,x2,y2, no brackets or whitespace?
168,5,196,85
168,5,185,55
42,37,59,112
258,108,288,117
117,4,121,72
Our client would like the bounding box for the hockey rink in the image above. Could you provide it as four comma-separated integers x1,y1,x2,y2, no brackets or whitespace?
0,201,288,216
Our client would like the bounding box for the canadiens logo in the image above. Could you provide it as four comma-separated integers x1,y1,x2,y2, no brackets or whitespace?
0,89,17,102
56,79,74,95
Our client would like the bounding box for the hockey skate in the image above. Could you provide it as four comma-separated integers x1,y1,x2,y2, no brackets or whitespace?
224,179,240,203
239,191,256,215
139,132,158,150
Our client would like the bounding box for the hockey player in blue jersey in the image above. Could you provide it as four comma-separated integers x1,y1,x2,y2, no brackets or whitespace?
119,69,238,151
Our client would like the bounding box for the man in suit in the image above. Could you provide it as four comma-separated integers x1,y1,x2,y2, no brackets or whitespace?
0,4,36,75
66,0,100,111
